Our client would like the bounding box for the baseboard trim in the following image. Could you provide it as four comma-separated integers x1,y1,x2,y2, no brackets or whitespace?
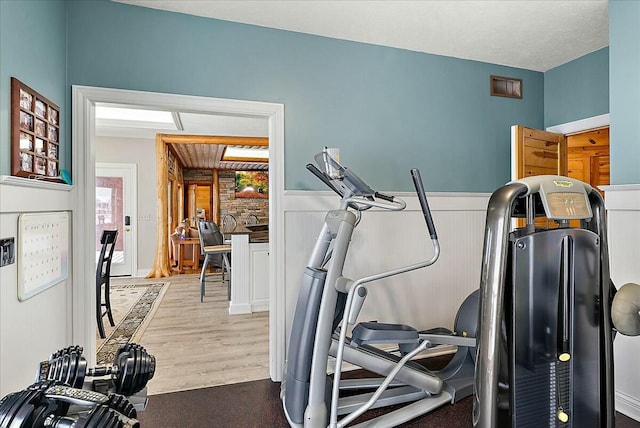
251,300,269,313
616,390,640,421
228,302,252,315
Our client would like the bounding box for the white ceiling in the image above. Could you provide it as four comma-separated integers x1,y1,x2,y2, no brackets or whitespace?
113,0,609,72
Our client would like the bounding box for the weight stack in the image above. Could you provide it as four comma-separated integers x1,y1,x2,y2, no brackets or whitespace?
500,228,605,428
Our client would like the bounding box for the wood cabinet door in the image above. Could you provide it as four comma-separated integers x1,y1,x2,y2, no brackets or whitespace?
512,125,567,180
511,125,567,228
511,125,610,227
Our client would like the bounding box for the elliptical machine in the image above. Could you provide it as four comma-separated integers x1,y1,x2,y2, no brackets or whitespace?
474,175,640,428
281,148,477,427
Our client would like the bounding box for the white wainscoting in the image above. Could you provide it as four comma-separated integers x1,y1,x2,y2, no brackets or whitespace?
0,177,74,397
282,190,490,350
281,187,640,422
603,184,640,421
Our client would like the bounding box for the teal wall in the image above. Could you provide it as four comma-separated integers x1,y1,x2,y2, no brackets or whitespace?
66,0,543,192
0,0,68,176
609,0,640,185
10,1,634,191
544,48,609,128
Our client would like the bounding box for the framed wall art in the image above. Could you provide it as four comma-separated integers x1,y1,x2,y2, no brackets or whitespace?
11,78,61,180
235,170,268,199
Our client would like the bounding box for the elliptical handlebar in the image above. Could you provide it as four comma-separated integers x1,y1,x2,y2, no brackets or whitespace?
346,194,406,211
411,169,438,240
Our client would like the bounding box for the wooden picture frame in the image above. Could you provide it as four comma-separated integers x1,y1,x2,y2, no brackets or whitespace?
11,77,61,180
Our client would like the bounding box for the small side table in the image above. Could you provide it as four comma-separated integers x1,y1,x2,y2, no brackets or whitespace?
175,238,200,273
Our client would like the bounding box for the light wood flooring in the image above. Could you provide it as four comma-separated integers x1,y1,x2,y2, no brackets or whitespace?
108,274,270,395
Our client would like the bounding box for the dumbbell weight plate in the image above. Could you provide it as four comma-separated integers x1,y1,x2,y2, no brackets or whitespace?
106,393,136,419
59,353,71,384
76,405,122,428
139,347,155,392
48,346,87,389
138,347,155,393
63,349,78,387
114,344,155,396
132,347,144,395
0,392,22,426
48,347,69,381
51,346,77,376
0,391,30,427
49,353,62,381
58,346,84,388
137,344,155,392
133,349,146,394
74,356,88,389
0,389,42,428
115,347,137,396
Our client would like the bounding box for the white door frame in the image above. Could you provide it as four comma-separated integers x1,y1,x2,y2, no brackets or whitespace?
546,113,610,134
72,86,285,380
96,162,137,277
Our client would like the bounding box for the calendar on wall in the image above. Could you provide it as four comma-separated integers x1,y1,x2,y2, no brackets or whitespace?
18,211,70,301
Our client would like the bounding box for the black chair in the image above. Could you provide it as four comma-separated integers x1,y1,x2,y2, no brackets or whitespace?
197,221,231,302
96,229,118,339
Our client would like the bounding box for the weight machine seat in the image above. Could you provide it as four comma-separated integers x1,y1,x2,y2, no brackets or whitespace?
197,221,231,302
96,230,118,339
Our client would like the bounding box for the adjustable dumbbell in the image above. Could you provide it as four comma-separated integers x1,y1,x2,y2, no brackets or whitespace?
39,343,155,396
0,382,139,428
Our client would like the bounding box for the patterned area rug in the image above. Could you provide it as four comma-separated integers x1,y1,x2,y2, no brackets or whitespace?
96,282,169,364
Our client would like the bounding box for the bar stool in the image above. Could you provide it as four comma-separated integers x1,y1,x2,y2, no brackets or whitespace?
197,221,231,302
97,229,118,339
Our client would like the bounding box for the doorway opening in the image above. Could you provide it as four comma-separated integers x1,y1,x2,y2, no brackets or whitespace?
96,163,137,277
149,134,269,278
72,86,285,382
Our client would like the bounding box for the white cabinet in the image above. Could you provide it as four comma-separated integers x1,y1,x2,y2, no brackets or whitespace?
229,234,269,315
250,243,269,312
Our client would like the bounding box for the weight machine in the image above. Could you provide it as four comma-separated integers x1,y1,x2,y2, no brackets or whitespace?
473,175,640,428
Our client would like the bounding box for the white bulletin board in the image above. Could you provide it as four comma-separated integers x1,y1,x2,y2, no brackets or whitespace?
17,211,70,301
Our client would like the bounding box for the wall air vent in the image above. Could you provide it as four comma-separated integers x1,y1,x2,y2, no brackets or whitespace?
490,75,522,99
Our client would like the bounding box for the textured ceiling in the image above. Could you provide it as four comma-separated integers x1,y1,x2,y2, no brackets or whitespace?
113,0,609,72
